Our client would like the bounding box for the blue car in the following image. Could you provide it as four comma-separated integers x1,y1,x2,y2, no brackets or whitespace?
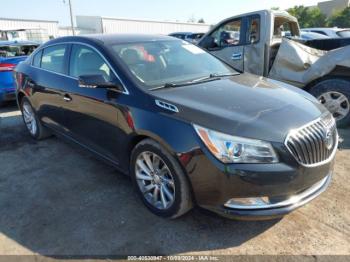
0,41,39,105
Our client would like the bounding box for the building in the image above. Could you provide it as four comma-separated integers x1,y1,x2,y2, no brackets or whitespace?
76,16,210,35
58,26,95,37
1,15,210,43
315,0,350,17
0,17,59,41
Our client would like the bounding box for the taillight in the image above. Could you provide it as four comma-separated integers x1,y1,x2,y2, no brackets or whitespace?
0,63,16,72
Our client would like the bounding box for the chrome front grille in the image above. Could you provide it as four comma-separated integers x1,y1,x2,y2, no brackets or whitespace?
285,114,338,166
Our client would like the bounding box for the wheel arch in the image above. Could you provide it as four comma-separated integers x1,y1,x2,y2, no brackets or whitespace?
304,68,350,92
127,131,198,204
16,91,26,107
305,75,350,127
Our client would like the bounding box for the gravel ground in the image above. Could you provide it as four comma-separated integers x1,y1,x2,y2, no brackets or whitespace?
0,102,349,257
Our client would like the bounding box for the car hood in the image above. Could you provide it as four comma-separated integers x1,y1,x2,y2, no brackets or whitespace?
152,73,327,142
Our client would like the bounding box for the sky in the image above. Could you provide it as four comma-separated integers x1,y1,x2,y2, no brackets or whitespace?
2,0,322,26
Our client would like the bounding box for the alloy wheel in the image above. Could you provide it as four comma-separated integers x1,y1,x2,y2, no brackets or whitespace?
135,151,175,210
318,91,350,121
22,102,37,136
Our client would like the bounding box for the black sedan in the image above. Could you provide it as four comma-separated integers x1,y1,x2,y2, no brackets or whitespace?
14,34,338,220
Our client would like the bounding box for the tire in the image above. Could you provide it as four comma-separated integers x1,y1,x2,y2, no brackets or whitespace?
309,78,350,128
130,139,193,219
20,97,51,140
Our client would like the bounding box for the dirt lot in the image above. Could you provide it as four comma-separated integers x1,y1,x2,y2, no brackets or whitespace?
0,102,349,257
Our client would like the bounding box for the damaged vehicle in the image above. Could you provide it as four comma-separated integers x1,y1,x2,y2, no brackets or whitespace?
198,10,350,127
15,35,337,220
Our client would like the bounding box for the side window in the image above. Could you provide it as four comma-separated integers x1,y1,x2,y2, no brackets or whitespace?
248,16,260,44
32,50,42,67
210,19,242,48
41,45,67,74
69,44,112,81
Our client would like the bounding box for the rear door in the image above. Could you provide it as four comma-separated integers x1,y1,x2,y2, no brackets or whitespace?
29,44,71,132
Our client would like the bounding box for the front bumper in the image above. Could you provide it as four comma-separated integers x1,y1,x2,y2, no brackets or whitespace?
184,143,335,220
207,173,332,220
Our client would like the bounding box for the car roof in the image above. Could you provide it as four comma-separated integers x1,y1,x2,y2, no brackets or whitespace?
219,10,298,24
0,40,39,46
47,34,178,46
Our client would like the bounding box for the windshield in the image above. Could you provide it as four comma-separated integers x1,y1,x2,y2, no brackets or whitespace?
0,44,38,58
110,40,236,89
337,30,350,38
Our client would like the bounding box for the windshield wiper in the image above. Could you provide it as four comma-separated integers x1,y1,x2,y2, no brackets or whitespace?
190,72,238,83
149,72,238,91
209,72,239,78
149,82,183,91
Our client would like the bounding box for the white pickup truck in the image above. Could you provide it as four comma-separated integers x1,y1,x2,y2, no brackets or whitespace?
198,10,350,127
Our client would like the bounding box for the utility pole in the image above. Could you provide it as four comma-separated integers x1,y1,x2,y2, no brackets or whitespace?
67,0,75,35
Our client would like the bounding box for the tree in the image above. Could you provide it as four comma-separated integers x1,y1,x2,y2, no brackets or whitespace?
198,18,205,23
287,5,327,28
327,7,350,27
271,7,280,11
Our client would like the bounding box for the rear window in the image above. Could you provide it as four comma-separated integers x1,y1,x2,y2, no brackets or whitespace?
0,44,38,58
337,30,350,38
41,45,67,74
273,17,300,38
32,50,42,67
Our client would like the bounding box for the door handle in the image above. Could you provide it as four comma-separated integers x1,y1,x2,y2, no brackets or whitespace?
63,94,72,102
232,52,243,60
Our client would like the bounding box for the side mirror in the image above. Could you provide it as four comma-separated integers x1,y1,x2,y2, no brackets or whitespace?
78,74,122,91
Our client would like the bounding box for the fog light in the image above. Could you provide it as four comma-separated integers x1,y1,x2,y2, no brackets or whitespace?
224,197,270,209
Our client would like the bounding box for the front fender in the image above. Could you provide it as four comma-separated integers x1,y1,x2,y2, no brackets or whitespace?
131,107,199,156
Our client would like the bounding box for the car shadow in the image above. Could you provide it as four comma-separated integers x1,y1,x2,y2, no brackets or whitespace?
0,112,280,257
0,101,18,113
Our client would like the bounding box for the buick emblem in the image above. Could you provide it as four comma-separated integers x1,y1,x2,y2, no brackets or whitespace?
324,129,334,150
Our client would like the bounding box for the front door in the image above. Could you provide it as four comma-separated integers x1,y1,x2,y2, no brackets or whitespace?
61,43,127,165
199,15,264,75
200,18,245,71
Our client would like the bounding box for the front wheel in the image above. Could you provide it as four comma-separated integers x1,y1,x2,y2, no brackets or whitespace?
130,139,193,219
309,78,350,128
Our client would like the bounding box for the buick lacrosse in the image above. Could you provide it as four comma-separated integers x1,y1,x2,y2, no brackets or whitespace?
14,35,338,220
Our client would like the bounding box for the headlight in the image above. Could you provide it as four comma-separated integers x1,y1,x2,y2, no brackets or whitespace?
193,124,278,164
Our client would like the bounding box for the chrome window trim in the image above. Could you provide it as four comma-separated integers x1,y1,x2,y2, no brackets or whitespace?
30,41,129,95
284,113,338,168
